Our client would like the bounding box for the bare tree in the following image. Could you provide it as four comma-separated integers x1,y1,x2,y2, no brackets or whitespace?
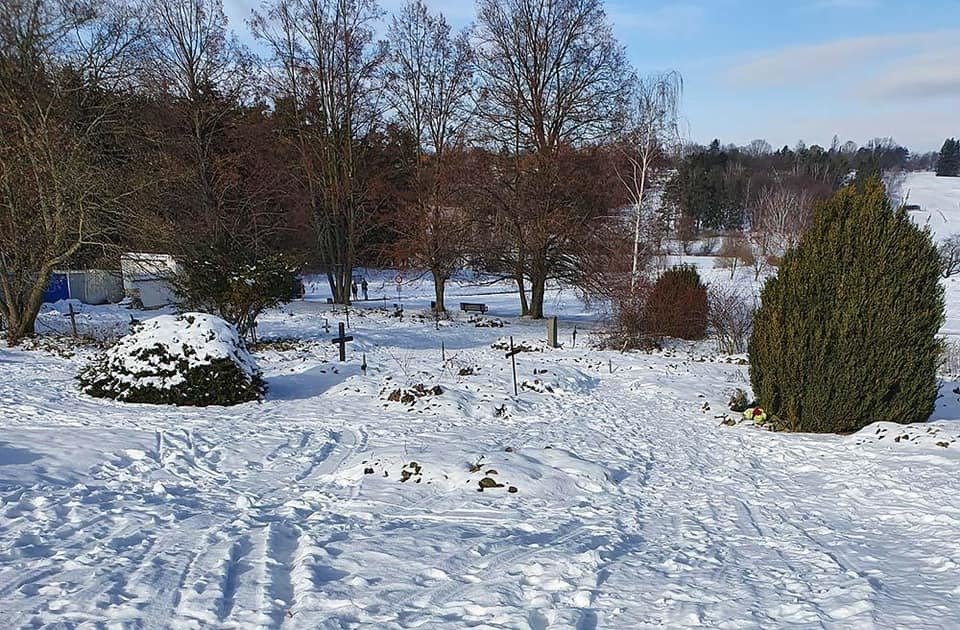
147,0,259,243
709,283,755,355
0,0,147,345
616,71,682,288
384,0,473,313
252,0,386,304
939,234,960,279
715,235,753,279
744,139,772,157
751,176,816,258
474,0,629,318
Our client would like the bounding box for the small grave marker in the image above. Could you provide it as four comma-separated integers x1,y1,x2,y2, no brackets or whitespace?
331,322,354,362
504,336,521,396
546,316,559,348
65,303,78,337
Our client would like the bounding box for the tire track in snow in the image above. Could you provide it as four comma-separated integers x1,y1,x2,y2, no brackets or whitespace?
263,522,301,627
218,534,255,623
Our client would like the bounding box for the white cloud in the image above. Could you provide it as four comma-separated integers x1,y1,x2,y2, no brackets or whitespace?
607,2,705,38
860,48,960,101
726,30,960,87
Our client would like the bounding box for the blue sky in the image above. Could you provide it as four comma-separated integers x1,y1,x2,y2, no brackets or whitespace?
224,0,960,152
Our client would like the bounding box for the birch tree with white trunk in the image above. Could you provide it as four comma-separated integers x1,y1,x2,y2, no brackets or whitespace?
616,71,683,288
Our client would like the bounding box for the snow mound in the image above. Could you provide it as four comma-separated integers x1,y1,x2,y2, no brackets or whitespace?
521,366,597,395
340,445,621,496
851,421,960,453
78,313,265,406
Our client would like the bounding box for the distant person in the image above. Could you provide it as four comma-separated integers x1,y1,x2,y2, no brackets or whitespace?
351,281,358,301
361,279,369,301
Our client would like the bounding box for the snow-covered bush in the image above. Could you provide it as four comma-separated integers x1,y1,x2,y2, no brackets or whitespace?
78,313,265,406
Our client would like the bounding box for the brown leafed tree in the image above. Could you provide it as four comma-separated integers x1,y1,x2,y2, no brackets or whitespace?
146,0,286,252
252,0,387,304
384,0,474,313
0,0,148,345
474,0,630,318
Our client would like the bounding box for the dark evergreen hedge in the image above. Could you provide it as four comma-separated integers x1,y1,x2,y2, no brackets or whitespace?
749,179,944,433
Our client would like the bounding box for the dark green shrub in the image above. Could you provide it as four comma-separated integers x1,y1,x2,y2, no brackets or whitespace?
174,238,301,340
645,265,708,340
749,179,944,433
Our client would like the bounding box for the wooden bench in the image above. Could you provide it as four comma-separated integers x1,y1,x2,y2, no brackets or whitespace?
460,302,489,314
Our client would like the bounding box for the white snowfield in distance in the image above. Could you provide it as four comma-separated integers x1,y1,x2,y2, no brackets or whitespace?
0,173,959,628
904,171,960,241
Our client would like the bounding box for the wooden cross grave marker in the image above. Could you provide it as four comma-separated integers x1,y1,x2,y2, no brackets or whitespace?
331,322,354,362
65,303,78,337
504,336,521,396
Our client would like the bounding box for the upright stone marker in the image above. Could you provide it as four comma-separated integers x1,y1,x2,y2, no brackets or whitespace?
546,316,559,348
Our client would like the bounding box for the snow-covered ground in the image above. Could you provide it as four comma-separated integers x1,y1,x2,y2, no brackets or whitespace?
904,171,960,241
3,174,960,628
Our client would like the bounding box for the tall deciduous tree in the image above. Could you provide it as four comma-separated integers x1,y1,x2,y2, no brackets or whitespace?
147,0,256,244
474,0,629,318
252,0,386,304
385,0,473,313
0,0,147,345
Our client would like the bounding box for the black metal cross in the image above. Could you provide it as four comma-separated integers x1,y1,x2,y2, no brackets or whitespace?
331,322,353,362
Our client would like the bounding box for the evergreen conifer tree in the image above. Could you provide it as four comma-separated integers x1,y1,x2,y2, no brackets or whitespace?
749,179,944,433
936,138,960,177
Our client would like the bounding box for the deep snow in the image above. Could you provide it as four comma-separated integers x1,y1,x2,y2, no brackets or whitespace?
1,173,960,628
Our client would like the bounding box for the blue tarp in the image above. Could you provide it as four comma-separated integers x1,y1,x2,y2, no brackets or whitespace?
42,273,69,303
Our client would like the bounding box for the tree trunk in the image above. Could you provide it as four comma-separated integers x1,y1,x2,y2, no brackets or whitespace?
528,272,546,319
5,273,49,346
327,265,353,305
432,268,446,313
516,275,529,317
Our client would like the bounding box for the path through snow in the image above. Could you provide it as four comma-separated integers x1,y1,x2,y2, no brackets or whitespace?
3,299,960,627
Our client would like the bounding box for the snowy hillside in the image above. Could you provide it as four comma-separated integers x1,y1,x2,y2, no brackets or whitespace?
2,273,960,627
904,171,960,241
